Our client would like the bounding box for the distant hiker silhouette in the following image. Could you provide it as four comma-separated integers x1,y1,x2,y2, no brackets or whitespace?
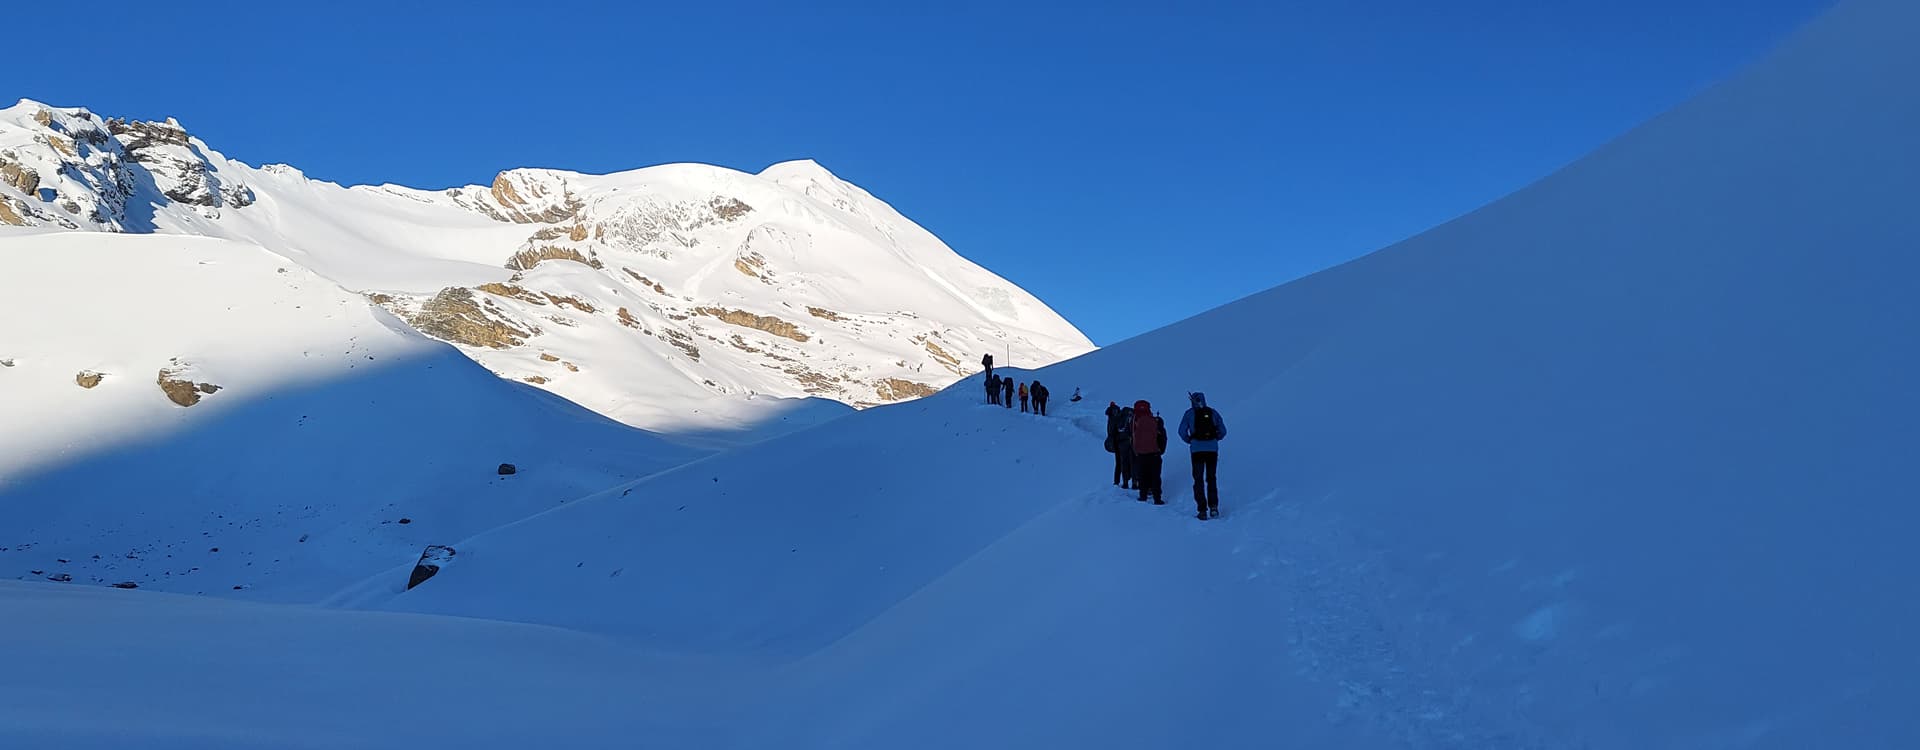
1179,391,1228,520
1018,382,1030,412
986,374,1001,405
1030,381,1049,416
1002,377,1014,408
1129,400,1167,504
1105,402,1134,488
1069,387,1082,403
982,353,994,377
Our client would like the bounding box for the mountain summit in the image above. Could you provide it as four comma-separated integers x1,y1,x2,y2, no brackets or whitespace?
0,102,1092,430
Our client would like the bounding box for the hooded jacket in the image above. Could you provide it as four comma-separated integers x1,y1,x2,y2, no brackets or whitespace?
1177,392,1227,452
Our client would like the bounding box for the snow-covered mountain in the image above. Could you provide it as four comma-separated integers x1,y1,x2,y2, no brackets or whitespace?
5,0,1916,747
0,106,1092,431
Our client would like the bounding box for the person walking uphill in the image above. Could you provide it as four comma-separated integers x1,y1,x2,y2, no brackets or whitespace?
986,373,1001,405
1130,400,1168,504
1105,402,1134,488
1178,392,1228,519
1018,382,1030,413
1031,381,1049,416
1002,377,1014,409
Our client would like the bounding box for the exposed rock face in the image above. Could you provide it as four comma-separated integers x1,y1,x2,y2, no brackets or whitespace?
408,287,532,349
476,282,546,305
875,378,938,401
806,307,844,322
0,199,21,226
156,365,221,407
0,157,39,196
694,307,809,343
616,307,642,329
505,246,602,271
407,545,456,590
74,370,104,389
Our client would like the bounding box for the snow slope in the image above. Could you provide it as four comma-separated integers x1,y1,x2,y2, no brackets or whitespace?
0,230,703,600
0,108,1092,431
342,0,1914,745
4,0,1917,747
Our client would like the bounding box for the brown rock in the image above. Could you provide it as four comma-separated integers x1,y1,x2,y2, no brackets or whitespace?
693,307,809,343
539,353,560,362
74,370,104,389
709,196,753,221
408,287,531,349
157,366,220,407
875,378,939,401
505,246,602,271
617,307,642,329
806,306,844,322
523,375,549,384
0,159,39,196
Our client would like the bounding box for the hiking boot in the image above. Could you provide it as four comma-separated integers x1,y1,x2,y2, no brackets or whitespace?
1152,498,1165,505
1209,508,1220,518
1195,511,1208,520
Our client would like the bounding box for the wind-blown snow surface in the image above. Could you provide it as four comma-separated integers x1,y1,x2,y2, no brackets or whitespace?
4,0,1917,747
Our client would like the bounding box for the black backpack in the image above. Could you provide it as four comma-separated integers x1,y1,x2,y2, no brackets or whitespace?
1191,407,1220,441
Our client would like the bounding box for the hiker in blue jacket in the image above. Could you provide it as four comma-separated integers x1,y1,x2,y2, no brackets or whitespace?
1178,392,1227,519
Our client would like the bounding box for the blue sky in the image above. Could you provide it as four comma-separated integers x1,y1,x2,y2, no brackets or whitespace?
31,0,1830,344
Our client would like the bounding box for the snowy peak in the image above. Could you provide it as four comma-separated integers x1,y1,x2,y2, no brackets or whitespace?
0,100,253,230
0,106,1093,429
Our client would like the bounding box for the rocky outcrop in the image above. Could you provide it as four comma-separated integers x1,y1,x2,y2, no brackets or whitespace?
0,158,39,196
540,293,596,313
476,282,546,305
734,251,773,282
157,364,221,407
409,287,532,349
875,378,938,401
480,172,583,224
406,545,456,590
710,196,753,221
74,370,104,389
622,269,667,294
806,306,843,322
661,329,701,360
694,307,809,343
617,307,642,329
505,245,602,271
0,199,21,226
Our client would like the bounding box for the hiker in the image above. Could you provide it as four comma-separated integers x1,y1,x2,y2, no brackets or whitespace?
1069,387,1082,403
1129,400,1168,504
1001,377,1014,408
1179,392,1228,519
986,373,1001,405
1018,382,1030,413
1031,381,1049,416
982,353,994,378
1105,402,1134,488
1113,408,1136,491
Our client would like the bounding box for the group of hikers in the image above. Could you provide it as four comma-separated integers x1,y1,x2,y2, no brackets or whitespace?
981,354,1054,415
981,354,1228,521
1104,393,1226,519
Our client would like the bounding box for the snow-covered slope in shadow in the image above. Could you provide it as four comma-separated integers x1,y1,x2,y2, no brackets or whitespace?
351,0,1919,745
0,231,705,600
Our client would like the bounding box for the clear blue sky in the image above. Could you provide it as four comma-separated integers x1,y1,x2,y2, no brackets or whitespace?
31,0,1831,344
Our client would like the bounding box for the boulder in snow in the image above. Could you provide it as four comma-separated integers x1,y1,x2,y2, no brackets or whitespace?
406,545,456,590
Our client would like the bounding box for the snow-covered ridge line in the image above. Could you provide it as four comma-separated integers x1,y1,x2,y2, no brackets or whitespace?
0,97,1093,432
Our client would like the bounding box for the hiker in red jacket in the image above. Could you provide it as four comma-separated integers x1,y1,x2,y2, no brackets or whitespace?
1129,400,1168,504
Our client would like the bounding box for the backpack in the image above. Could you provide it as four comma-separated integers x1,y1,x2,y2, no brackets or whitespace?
1191,407,1220,441
1130,400,1159,455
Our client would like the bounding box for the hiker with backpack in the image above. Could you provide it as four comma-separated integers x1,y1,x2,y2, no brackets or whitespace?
1002,377,1014,409
986,373,1001,405
982,353,994,378
1105,402,1133,488
1130,400,1168,504
1018,382,1030,413
1178,392,1228,519
1031,381,1049,416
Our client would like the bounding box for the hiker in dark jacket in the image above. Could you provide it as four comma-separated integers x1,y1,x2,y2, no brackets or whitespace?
1178,391,1228,519
1129,400,1168,504
982,353,994,378
1105,402,1129,487
1001,377,1014,408
986,374,1001,405
1031,381,1049,416
1114,405,1136,489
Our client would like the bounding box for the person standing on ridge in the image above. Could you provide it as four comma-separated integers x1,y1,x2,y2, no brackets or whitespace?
982,353,994,378
1130,400,1167,504
1002,377,1014,409
1178,391,1228,519
1031,381,1049,416
986,373,1001,405
1018,382,1030,413
1114,404,1136,489
1105,402,1129,487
